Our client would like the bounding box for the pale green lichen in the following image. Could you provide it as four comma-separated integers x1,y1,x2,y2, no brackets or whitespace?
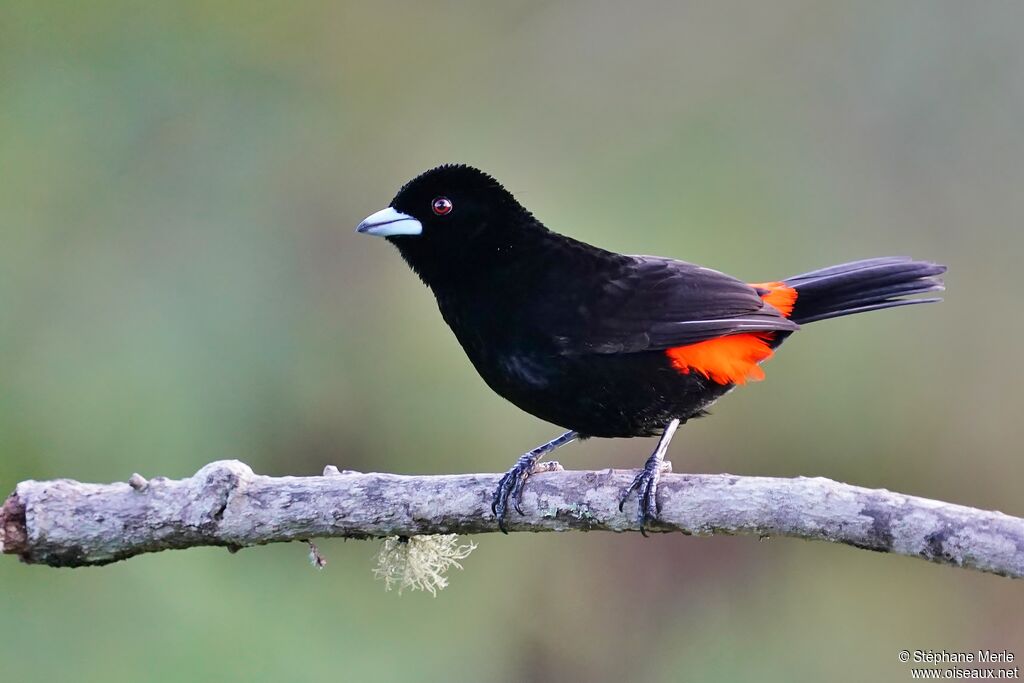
537,500,591,519
373,535,477,596
568,503,593,520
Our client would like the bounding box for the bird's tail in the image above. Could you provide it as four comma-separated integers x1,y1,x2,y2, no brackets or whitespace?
783,257,946,325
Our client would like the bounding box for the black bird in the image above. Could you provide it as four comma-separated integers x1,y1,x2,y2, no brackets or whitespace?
356,164,945,533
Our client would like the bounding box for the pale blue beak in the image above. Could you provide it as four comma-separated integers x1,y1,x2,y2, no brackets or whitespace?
356,207,422,237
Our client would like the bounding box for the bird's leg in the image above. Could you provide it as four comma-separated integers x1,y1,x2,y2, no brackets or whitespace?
492,430,578,533
619,418,681,536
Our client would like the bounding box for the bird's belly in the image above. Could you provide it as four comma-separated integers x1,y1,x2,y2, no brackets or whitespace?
475,350,733,438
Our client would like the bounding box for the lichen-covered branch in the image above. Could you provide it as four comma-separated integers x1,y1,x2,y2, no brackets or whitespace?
1,460,1022,578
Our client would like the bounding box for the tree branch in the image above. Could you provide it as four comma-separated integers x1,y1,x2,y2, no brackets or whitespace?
1,460,1021,578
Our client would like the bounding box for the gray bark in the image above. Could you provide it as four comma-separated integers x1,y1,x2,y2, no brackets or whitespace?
1,460,1021,577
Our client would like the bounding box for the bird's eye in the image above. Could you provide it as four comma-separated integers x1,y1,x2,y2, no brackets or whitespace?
431,197,453,215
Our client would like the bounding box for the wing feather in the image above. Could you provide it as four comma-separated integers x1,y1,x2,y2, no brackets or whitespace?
550,256,798,354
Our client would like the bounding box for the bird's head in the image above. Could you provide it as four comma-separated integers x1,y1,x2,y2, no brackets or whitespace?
356,164,542,285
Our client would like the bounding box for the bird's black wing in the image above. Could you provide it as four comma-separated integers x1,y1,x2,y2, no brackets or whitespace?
548,256,799,354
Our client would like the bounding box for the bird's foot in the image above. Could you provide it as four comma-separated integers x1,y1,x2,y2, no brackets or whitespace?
619,457,672,536
491,456,564,533
490,431,577,533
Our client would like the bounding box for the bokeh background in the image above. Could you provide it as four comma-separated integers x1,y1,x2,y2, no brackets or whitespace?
2,2,1023,681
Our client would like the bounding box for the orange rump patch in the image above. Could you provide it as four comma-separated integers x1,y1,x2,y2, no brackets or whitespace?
664,282,798,385
749,281,798,318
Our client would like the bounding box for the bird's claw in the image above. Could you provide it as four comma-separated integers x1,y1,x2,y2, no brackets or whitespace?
492,458,563,533
619,458,670,536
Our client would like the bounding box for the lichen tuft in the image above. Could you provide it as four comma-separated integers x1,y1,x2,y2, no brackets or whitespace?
373,534,477,596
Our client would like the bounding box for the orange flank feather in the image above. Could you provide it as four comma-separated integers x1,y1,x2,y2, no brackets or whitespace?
665,333,774,384
664,282,798,385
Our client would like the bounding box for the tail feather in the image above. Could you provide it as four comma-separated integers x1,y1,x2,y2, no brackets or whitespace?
784,257,946,325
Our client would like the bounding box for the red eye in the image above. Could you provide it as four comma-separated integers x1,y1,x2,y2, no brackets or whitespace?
432,197,453,215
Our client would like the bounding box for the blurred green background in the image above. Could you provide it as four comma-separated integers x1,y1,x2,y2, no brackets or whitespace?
2,2,1022,681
